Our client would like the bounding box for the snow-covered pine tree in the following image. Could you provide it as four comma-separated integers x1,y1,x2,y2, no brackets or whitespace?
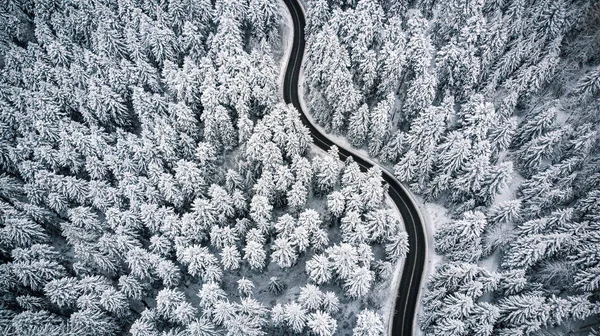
353,309,385,336
344,266,373,298
312,146,343,195
271,237,298,268
347,104,370,147
298,284,324,311
307,311,337,336
402,69,438,125
368,93,394,157
327,243,359,280
221,245,241,270
435,211,487,263
326,68,362,134
237,277,254,297
284,302,308,333
268,276,285,294
243,240,267,270
306,0,331,36
306,254,333,284
322,291,340,314
287,180,308,213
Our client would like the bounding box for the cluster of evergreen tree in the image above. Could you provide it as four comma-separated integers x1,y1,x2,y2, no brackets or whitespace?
304,0,600,334
0,0,407,335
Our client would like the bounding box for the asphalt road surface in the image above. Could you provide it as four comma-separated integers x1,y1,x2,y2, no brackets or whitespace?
281,0,427,334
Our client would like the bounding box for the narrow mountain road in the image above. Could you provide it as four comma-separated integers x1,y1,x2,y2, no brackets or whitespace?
281,0,428,335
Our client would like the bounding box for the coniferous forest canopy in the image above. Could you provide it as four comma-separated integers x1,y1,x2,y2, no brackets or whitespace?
0,0,407,335
303,0,600,335
0,0,599,335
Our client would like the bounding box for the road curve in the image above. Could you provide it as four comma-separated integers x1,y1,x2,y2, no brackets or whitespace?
281,0,427,335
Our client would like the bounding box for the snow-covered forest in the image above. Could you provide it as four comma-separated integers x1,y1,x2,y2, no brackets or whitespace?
303,0,600,335
0,0,409,335
2,0,600,335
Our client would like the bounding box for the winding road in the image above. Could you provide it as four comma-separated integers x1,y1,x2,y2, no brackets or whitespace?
281,0,427,335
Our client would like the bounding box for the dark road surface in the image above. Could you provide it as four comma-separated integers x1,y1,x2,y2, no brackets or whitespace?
281,0,427,334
